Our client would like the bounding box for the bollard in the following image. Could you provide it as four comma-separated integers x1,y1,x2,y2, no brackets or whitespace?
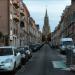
70,49,75,71
71,49,75,65
66,48,72,67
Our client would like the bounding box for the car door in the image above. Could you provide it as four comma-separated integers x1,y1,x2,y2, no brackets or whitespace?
14,48,21,67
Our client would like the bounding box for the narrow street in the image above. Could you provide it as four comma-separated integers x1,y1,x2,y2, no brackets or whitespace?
0,44,75,75
0,0,75,75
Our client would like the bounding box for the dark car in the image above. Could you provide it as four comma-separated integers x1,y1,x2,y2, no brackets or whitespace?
29,44,36,52
29,43,43,52
29,44,39,52
23,46,32,59
17,47,29,64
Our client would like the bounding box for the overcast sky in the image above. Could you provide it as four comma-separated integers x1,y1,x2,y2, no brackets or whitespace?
23,0,71,32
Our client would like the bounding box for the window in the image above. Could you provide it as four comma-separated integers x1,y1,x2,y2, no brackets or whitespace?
0,48,13,56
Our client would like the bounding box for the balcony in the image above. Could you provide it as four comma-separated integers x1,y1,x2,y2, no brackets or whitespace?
13,13,19,22
20,9,24,16
13,0,19,9
10,0,12,4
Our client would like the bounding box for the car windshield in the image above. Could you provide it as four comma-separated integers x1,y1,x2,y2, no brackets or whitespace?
19,48,25,54
62,41,74,46
0,48,13,56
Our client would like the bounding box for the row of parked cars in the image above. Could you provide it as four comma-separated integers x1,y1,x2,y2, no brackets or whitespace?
29,43,44,52
0,43,44,73
0,45,32,73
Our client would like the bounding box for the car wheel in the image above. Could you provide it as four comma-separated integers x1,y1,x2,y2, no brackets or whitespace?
19,60,22,68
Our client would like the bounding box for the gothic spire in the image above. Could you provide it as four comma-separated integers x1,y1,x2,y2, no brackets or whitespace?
45,9,48,17
42,9,51,42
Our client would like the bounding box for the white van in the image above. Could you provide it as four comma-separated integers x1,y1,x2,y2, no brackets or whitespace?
60,38,75,54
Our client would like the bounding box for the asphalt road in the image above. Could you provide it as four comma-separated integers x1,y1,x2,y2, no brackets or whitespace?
0,44,75,75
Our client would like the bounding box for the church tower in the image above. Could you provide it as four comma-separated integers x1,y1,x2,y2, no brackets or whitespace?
42,9,51,42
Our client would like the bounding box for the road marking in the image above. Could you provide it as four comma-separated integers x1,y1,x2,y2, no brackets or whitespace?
52,61,75,71
52,61,67,69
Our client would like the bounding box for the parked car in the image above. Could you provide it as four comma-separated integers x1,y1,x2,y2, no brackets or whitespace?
35,43,42,51
29,43,42,52
29,44,38,52
19,46,32,59
24,46,32,59
17,47,29,64
37,43,44,50
29,44,36,52
0,46,21,72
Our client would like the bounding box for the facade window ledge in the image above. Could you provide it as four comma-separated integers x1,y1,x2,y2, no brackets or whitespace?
13,13,19,22
20,9,24,16
20,13,24,16
10,0,12,4
13,0,19,9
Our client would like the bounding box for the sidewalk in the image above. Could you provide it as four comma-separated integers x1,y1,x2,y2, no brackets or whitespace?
51,48,75,72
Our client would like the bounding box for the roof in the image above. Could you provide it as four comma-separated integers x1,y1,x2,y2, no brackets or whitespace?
61,38,73,41
0,46,16,48
22,2,30,16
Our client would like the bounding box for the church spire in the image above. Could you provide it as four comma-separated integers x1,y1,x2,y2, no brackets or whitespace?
45,9,48,17
43,9,51,35
42,9,51,42
44,9,49,26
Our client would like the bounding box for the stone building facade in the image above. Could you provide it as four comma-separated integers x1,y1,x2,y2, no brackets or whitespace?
51,0,75,47
0,0,42,47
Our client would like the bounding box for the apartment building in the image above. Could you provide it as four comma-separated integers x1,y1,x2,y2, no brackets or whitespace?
51,0,75,47
0,0,42,46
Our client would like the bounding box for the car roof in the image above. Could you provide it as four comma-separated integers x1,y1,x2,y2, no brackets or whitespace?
25,45,29,47
0,46,16,48
61,38,73,41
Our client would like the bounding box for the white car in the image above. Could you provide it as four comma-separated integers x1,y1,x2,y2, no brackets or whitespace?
0,46,21,72
60,38,75,54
